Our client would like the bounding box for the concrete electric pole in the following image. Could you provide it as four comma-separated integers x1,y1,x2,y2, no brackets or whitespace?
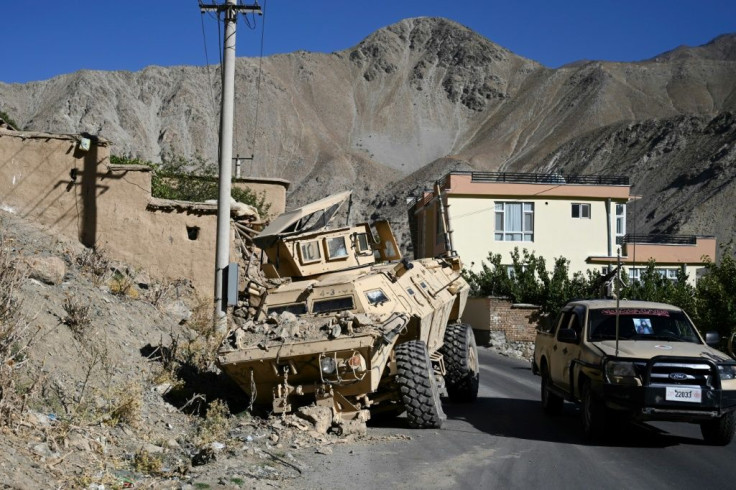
200,1,262,333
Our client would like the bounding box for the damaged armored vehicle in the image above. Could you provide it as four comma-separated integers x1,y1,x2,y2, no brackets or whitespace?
217,191,478,428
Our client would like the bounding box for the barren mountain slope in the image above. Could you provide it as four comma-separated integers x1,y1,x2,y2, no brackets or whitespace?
1,18,735,245
538,111,736,255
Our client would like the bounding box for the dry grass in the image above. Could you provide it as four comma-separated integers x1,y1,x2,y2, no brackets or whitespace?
105,381,142,428
146,277,187,308
0,232,40,427
133,448,163,476
195,399,232,447
109,270,139,299
61,295,91,339
75,247,110,285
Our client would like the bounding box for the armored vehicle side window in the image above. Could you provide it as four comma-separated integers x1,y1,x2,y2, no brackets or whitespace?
268,303,307,316
365,289,389,306
299,240,322,264
313,296,354,313
326,236,349,260
354,233,371,254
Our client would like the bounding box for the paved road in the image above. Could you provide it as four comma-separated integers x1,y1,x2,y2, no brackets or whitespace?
299,347,736,489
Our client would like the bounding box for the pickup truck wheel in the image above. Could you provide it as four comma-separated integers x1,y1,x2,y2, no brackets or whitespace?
395,340,447,429
541,365,563,415
582,382,606,442
440,323,480,402
700,412,736,446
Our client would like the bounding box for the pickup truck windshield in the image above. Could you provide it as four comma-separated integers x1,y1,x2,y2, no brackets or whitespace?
588,308,701,343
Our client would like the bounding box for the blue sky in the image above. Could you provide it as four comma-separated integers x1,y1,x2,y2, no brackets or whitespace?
2,0,734,84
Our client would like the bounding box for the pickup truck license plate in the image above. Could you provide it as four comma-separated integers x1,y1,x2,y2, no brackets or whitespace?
665,386,702,403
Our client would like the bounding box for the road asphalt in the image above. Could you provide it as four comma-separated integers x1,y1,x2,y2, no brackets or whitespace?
298,347,736,489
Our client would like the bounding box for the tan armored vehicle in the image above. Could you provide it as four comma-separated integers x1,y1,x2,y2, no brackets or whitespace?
217,191,478,428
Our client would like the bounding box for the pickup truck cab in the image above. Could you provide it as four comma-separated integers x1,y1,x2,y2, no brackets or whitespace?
533,299,736,444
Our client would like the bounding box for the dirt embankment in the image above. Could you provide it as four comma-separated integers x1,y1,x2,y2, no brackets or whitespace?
0,211,405,489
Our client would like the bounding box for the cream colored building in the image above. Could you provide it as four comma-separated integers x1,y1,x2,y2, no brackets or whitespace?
410,172,715,285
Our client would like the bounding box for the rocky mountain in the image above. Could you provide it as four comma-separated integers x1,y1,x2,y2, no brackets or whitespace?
1,18,735,252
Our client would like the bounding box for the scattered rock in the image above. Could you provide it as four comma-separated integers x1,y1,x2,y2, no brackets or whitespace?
336,419,367,436
26,256,66,285
296,406,334,434
142,443,164,454
192,446,216,466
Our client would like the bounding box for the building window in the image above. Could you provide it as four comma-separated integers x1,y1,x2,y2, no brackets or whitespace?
495,202,534,242
571,203,591,219
628,267,642,282
657,268,680,281
616,203,626,237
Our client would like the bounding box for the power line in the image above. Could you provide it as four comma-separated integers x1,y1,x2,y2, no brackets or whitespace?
250,0,267,166
199,6,219,130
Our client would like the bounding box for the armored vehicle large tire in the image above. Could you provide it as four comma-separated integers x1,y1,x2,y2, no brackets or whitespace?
395,340,447,429
700,412,736,446
440,324,479,402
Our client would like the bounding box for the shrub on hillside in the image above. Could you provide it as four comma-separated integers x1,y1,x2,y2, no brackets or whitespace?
110,154,271,218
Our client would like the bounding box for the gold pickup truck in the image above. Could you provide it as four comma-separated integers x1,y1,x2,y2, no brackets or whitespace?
532,299,736,444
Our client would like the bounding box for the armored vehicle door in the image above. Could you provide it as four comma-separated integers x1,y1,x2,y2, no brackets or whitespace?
373,220,401,262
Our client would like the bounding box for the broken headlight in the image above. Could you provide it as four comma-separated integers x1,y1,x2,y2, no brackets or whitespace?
320,356,336,375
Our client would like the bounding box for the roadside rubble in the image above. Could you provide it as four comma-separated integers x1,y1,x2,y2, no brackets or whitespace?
0,211,412,489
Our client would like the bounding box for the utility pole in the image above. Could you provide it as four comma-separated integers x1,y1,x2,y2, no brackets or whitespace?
200,1,262,333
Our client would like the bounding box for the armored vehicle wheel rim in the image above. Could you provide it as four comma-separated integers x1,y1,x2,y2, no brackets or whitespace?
468,339,478,373
395,340,446,429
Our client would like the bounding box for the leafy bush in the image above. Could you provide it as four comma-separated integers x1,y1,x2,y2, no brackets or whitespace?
110,154,271,218
619,260,695,314
0,109,19,130
693,249,736,341
462,247,734,332
463,248,601,316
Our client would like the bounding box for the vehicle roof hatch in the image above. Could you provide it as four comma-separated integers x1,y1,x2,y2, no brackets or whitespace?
253,191,351,249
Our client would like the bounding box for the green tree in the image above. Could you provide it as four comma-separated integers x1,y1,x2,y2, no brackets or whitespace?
463,247,600,317
620,261,696,316
694,250,736,341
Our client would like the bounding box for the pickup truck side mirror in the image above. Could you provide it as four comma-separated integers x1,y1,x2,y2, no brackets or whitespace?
705,331,720,347
558,328,579,344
